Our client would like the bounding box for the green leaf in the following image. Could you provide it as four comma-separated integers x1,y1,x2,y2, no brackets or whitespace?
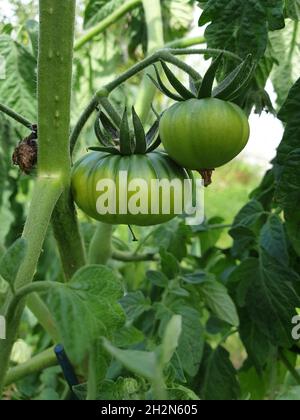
275,78,300,212
158,303,205,377
259,214,289,265
113,325,144,348
167,384,200,400
132,107,147,154
270,20,300,108
230,256,300,348
160,315,182,367
146,270,169,288
238,308,274,372
84,0,125,29
181,271,209,285
119,108,133,155
213,55,253,100
198,54,223,99
0,238,27,287
0,35,37,122
285,210,300,257
285,0,300,20
230,200,266,256
160,247,180,279
200,280,240,327
160,61,195,100
48,265,125,364
103,339,158,381
197,345,240,400
198,0,285,59
120,291,151,322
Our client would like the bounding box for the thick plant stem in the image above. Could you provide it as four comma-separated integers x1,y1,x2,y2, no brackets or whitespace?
5,347,57,387
74,0,142,51
52,191,86,281
88,223,113,265
134,0,164,124
0,0,76,396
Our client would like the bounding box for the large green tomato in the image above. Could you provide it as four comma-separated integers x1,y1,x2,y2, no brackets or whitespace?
71,151,191,226
159,98,250,170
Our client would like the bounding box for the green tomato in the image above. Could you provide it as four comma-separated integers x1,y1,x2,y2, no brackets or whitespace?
71,151,191,226
159,98,250,170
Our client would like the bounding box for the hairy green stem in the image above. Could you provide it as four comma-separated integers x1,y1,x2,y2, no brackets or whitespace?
88,223,113,265
165,35,206,49
0,0,76,396
7,281,58,323
134,0,164,124
87,346,98,400
4,347,57,387
27,294,59,342
0,102,32,129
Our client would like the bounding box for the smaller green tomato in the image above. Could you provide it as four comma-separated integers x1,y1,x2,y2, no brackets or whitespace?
159,98,250,170
71,151,192,226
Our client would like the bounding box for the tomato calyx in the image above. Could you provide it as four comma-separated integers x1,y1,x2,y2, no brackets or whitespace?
199,169,215,187
148,54,255,104
90,105,161,156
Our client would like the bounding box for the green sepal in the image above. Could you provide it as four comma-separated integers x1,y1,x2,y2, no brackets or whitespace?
225,63,256,102
213,55,253,100
88,146,121,155
189,75,202,96
198,54,223,99
148,65,184,102
119,108,133,155
160,61,195,100
132,107,147,154
146,120,159,146
146,135,162,153
99,112,119,140
94,114,113,147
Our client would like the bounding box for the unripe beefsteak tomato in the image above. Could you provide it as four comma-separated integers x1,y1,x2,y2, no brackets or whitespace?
159,98,250,170
72,151,191,226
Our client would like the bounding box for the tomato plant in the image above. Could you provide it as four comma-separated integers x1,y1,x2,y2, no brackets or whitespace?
0,0,300,403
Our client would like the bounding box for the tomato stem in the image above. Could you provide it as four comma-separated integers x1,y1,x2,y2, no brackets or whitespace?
199,169,215,187
4,347,57,387
0,102,33,129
